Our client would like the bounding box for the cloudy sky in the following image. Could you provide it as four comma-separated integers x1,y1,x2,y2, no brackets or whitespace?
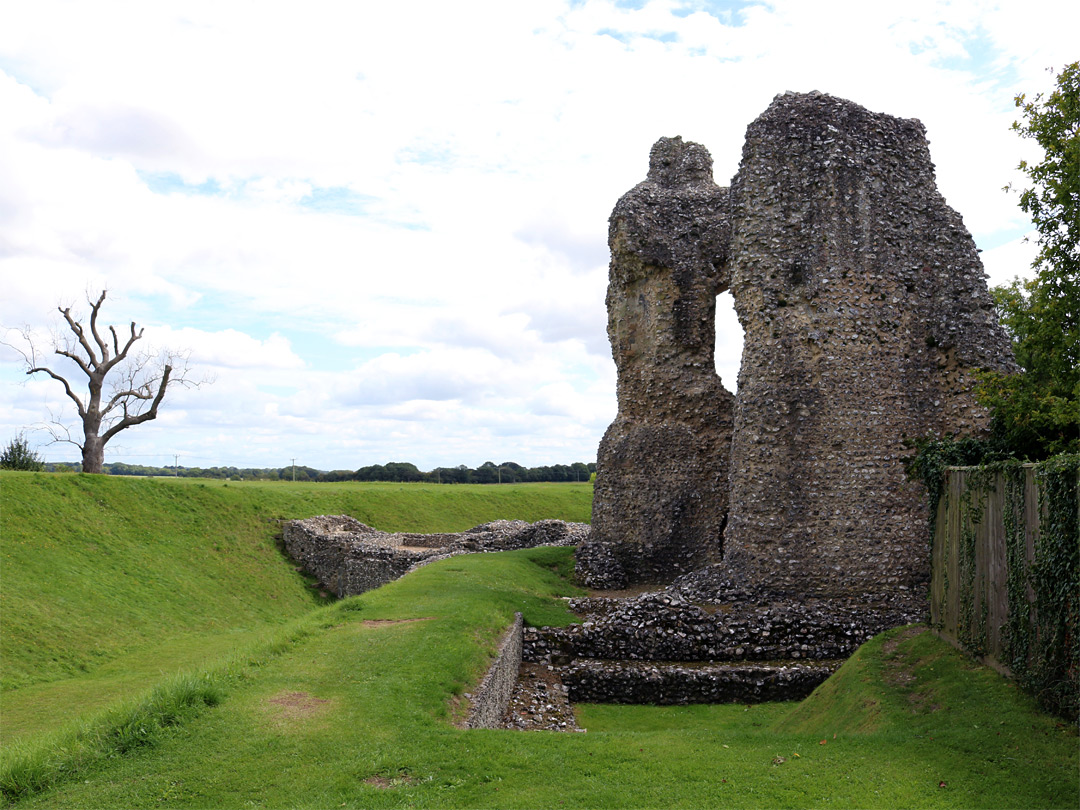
0,1,1074,471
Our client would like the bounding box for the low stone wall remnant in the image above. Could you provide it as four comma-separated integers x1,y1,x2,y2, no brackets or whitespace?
282,516,589,597
464,613,524,729
524,589,917,666
520,584,921,706
562,659,837,705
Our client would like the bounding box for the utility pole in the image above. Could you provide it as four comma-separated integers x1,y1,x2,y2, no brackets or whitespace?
291,458,296,482
174,454,179,477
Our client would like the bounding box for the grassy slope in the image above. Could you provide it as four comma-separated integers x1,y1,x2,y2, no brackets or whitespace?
0,473,591,740
3,549,1075,809
0,473,591,687
2,473,1075,808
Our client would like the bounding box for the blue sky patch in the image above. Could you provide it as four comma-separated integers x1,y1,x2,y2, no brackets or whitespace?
299,186,375,216
974,225,1032,252
139,172,377,217
936,33,1016,92
599,27,679,45
598,27,632,45
672,0,759,26
0,59,54,98
396,143,456,169
139,171,222,197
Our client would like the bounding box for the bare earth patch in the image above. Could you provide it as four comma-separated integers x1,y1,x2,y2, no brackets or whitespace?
265,691,332,723
881,627,943,712
361,617,436,628
882,625,925,655
363,771,419,789
500,662,582,732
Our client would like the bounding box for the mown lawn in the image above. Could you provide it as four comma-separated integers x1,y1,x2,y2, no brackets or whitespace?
1,473,1075,808
2,547,1076,808
0,473,591,693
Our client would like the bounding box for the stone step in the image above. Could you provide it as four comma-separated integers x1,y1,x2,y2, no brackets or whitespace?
523,590,913,666
524,621,864,665
558,658,840,705
517,591,918,707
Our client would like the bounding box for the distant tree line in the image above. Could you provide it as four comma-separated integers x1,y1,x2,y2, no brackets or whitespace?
352,460,595,484
24,459,596,483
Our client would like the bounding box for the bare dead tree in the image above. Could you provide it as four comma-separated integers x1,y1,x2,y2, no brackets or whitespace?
5,290,205,473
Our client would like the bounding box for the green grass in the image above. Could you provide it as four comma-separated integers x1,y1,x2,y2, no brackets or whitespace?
3,548,1075,808
0,472,591,744
0,473,591,690
1,472,1075,808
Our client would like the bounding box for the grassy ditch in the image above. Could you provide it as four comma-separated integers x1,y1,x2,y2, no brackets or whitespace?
0,472,591,744
2,545,1076,808
1,473,1075,808
0,472,591,694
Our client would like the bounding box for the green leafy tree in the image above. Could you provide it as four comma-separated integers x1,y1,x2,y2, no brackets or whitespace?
979,62,1080,459
1,434,45,471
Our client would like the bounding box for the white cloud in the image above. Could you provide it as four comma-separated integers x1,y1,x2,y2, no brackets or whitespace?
153,327,306,371
1,0,1073,469
980,233,1040,288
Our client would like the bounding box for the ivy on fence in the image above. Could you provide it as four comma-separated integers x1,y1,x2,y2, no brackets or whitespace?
1024,455,1079,719
914,451,1078,721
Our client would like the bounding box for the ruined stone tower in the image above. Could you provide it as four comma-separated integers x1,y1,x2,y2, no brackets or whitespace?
581,92,1015,600
578,137,735,588
723,91,1014,598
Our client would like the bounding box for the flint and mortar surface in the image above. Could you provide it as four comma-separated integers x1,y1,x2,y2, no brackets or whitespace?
583,91,1015,608
464,613,524,729
723,91,1014,602
283,515,588,597
561,659,836,705
524,588,917,665
559,91,1013,706
582,136,736,590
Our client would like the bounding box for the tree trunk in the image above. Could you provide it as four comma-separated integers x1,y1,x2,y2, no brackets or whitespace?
82,435,105,474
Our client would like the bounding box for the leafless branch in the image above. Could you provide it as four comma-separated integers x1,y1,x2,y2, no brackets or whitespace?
26,364,88,418
2,289,209,472
87,289,109,364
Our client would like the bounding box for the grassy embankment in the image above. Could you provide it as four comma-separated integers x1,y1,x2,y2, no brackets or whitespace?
0,473,590,731
1,471,1076,808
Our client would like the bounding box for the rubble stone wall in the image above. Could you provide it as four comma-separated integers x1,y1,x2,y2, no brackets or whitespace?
584,92,1015,603
522,591,913,665
724,92,1014,599
464,613,524,729
283,516,589,598
560,659,833,705
582,136,736,588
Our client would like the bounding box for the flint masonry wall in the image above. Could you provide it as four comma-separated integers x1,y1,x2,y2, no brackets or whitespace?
283,516,589,597
581,137,736,589
522,591,911,665
723,92,1014,600
519,588,920,705
584,92,1016,602
464,613,524,729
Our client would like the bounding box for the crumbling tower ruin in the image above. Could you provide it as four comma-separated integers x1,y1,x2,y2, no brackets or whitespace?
579,137,735,588
581,92,1015,603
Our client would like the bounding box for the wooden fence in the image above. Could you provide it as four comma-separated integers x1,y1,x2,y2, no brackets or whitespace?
930,459,1078,720
930,465,1039,674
